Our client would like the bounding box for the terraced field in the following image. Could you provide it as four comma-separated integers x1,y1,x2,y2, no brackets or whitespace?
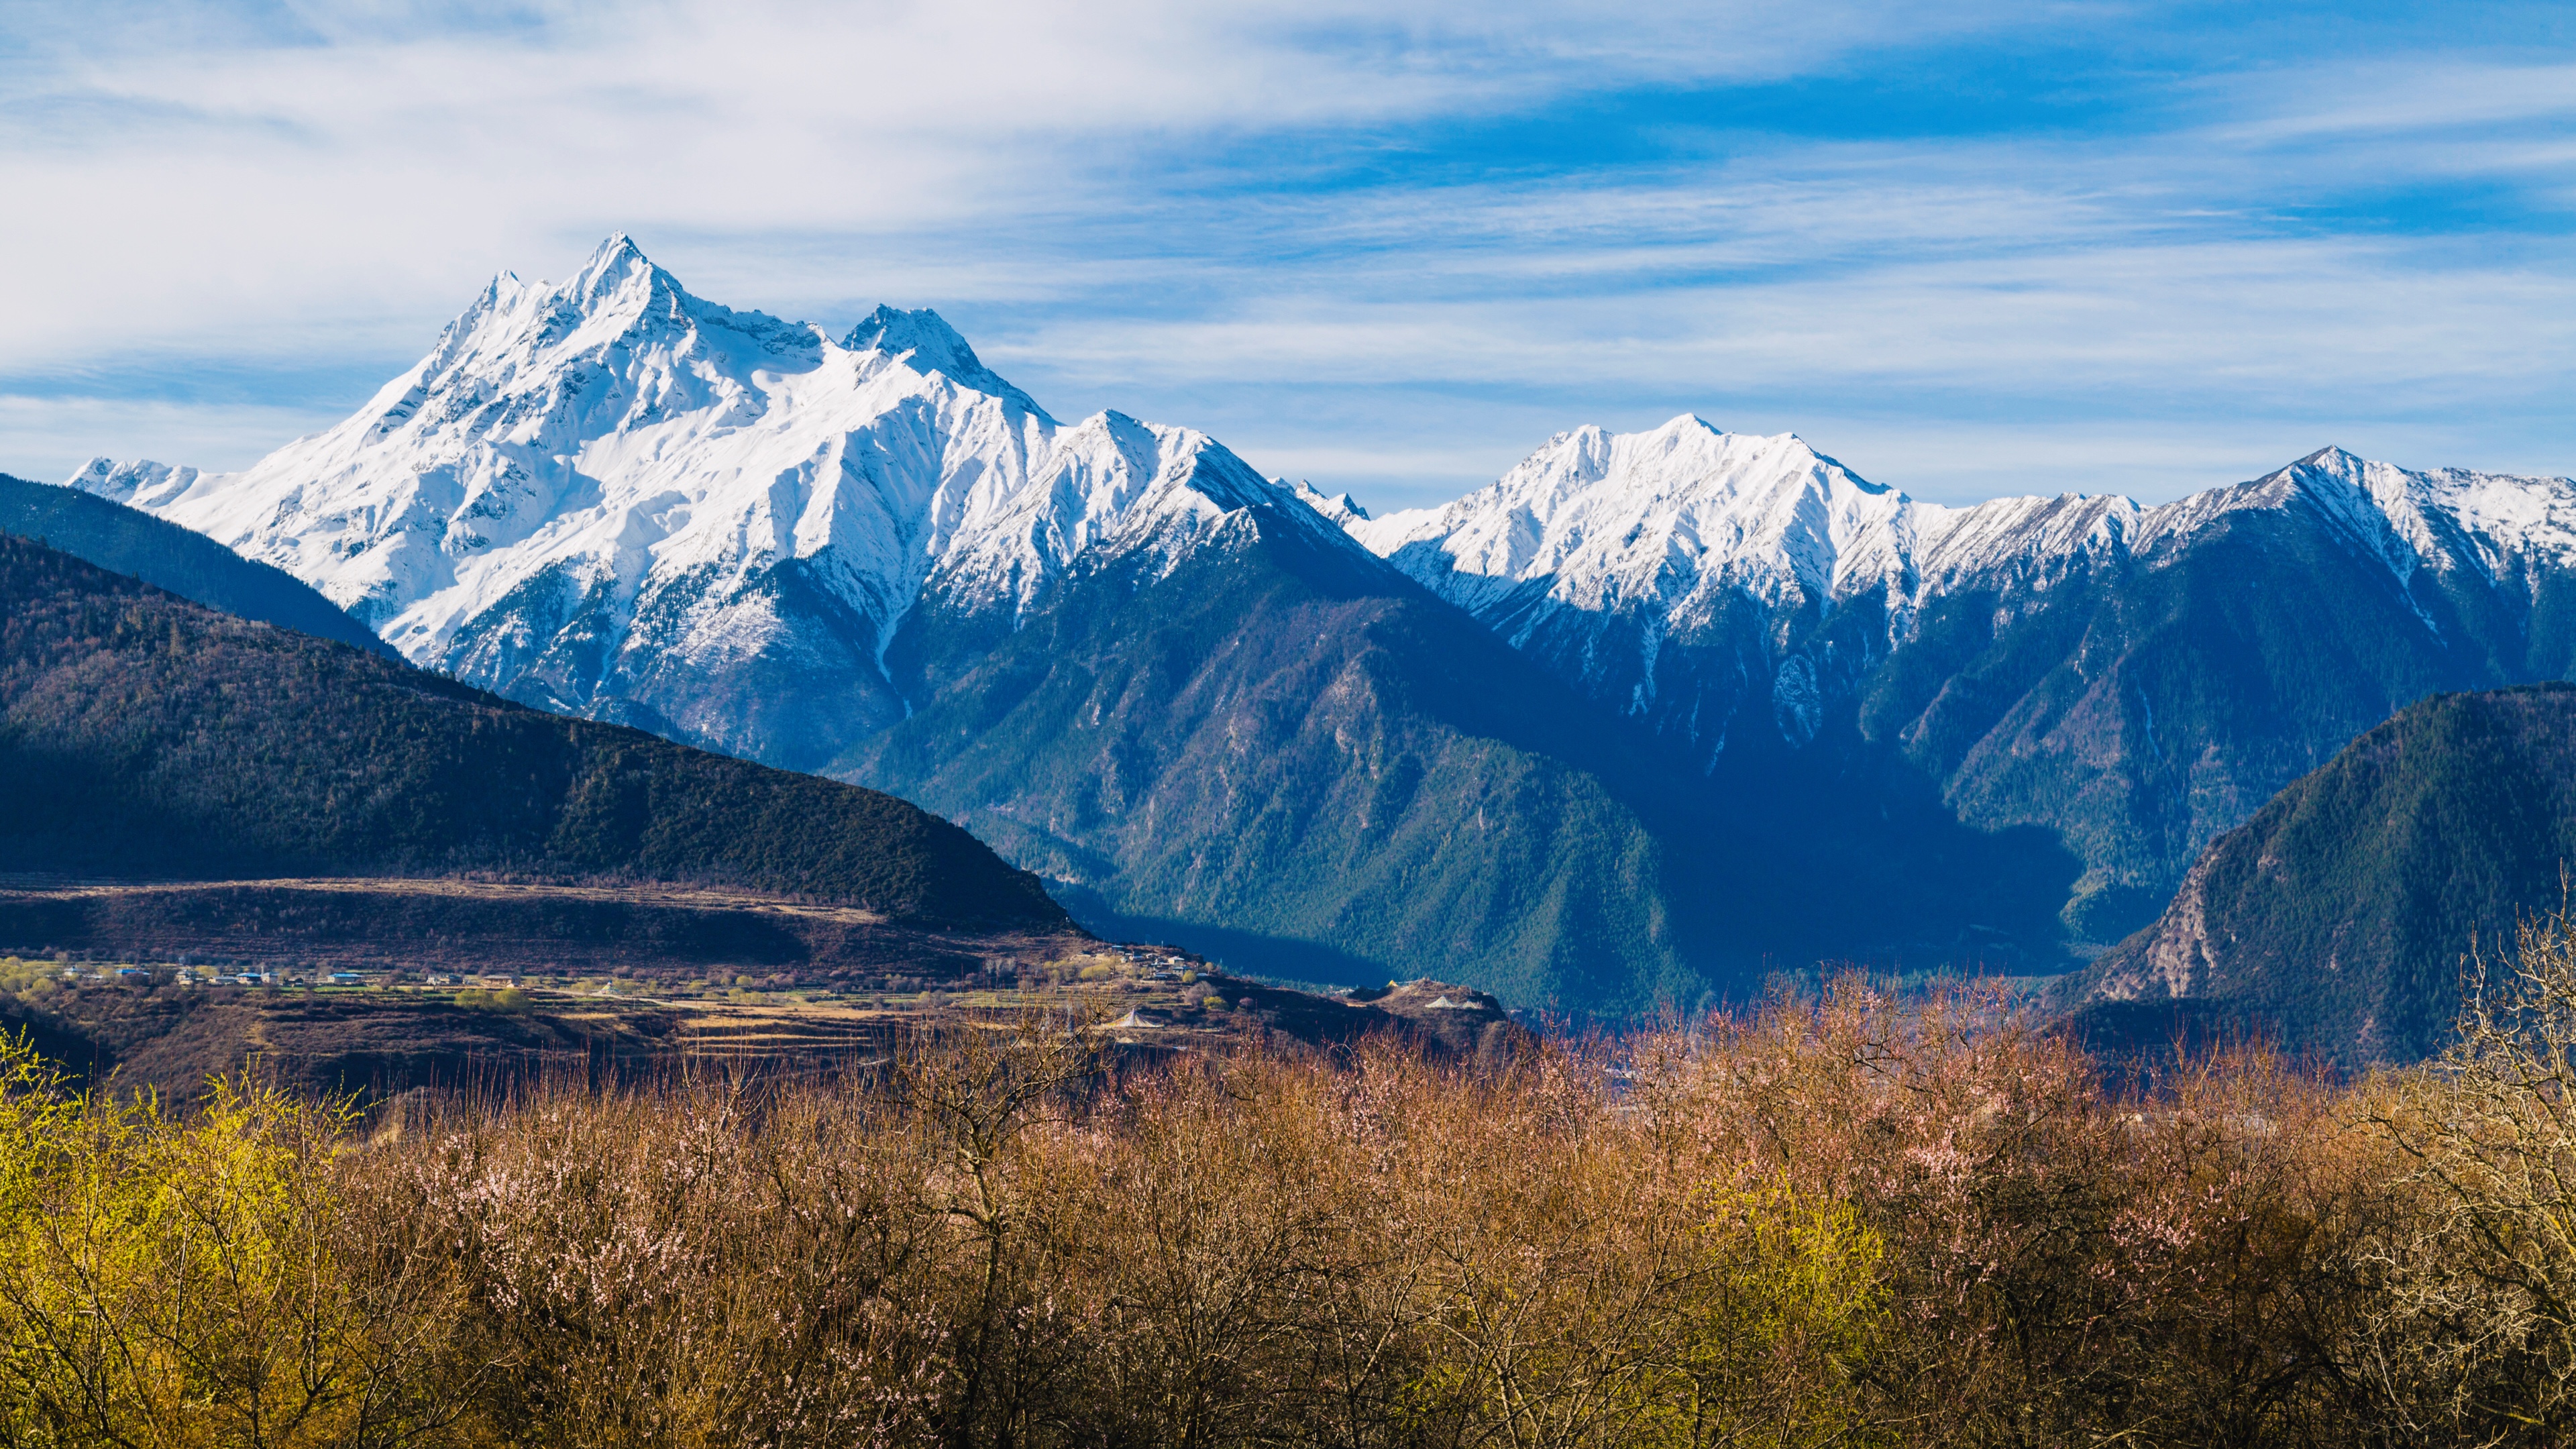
0,922,1525,1099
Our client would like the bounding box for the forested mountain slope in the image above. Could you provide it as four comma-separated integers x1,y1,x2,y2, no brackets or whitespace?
0,533,1067,928
2064,684,2576,1066
840,497,1699,1007
841,494,2078,1010
0,472,390,657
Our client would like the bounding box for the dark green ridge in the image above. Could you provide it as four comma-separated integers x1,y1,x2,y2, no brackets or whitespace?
2063,682,2576,1068
0,473,394,657
0,531,1070,928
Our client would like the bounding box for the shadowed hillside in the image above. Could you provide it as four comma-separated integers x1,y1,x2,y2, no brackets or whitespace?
2065,682,2576,1065
0,531,1068,928
0,472,392,657
843,514,2084,1012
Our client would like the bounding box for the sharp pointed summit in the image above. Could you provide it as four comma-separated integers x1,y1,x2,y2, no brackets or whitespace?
65,240,1366,773
843,303,1047,419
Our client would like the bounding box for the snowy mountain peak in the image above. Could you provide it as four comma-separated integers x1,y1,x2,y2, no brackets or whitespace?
2252,443,2576,580
1280,479,1368,526
568,233,666,299
1346,415,1913,625
841,305,1044,418
586,230,648,267
59,241,1383,765
64,458,208,511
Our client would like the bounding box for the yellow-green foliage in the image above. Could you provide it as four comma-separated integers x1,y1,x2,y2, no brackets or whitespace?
0,961,62,1008
1660,1181,1884,1446
0,1034,455,1446
451,987,530,1012
1075,963,1118,982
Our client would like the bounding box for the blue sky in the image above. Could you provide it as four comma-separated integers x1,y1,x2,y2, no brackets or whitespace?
3,1,2571,511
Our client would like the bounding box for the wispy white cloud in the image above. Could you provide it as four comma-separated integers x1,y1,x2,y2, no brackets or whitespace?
0,0,2570,508
2,1,2004,364
2215,62,2576,142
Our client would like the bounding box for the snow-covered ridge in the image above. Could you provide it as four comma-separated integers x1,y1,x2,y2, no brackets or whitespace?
68,458,211,509
70,236,1327,726
68,234,2576,768
1296,419,2576,753
1332,421,2576,647
1350,417,1918,635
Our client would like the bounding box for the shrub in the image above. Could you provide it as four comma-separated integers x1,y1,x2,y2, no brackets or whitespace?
451,988,531,1012
0,1036,469,1445
0,985,2544,1444
2363,905,2576,1437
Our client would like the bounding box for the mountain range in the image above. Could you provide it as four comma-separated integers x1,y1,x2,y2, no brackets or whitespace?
1349,425,2576,941
61,235,2576,1013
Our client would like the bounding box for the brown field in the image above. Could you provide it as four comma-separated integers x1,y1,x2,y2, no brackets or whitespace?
0,873,893,922
0,875,1519,1099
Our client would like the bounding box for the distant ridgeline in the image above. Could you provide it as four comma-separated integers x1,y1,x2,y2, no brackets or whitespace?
0,473,391,657
0,532,1068,928
2064,684,2576,1068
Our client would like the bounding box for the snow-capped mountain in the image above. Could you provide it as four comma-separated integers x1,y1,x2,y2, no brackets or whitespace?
1320,418,2576,937
1352,419,1915,624
75,235,1352,767
1342,416,2576,755
1348,419,1921,747
67,234,2576,989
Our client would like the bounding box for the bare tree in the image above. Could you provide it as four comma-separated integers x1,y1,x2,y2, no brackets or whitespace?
2364,908,2576,1442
